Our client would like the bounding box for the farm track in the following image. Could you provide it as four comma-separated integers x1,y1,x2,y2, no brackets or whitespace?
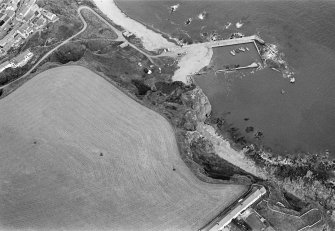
0,66,247,230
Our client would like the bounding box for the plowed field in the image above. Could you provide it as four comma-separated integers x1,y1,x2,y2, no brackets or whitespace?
0,66,247,231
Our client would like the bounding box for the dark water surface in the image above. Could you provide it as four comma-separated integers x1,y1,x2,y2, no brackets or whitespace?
115,0,335,157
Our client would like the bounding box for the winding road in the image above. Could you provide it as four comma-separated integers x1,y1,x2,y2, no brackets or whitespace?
0,5,155,90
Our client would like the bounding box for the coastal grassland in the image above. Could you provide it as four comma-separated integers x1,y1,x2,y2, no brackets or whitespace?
0,66,248,230
78,9,118,40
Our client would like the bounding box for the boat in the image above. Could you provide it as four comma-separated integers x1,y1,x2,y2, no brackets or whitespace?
236,21,244,29
170,4,180,13
225,22,232,29
230,50,236,56
198,11,207,20
290,77,296,83
185,18,192,25
239,47,246,52
246,47,250,51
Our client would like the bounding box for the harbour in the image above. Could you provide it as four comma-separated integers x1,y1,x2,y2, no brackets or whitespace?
115,0,335,157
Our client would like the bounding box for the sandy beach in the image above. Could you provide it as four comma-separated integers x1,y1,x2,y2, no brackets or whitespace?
92,0,213,84
197,123,267,179
92,0,177,51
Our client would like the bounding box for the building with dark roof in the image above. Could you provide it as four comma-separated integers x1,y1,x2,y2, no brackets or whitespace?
23,8,34,21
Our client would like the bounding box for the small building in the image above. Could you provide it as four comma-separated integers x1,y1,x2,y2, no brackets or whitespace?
11,0,20,10
5,9,15,19
10,49,33,68
119,41,129,48
2,40,12,51
0,3,6,11
23,7,37,22
42,9,58,23
0,12,6,21
21,0,36,17
12,33,23,46
16,0,37,21
17,6,30,20
0,48,5,55
0,30,15,47
0,13,13,29
17,22,33,38
33,16,46,30
122,30,133,38
206,187,267,231
0,60,11,72
241,208,274,231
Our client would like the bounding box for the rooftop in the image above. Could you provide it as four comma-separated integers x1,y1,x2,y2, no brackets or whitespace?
18,22,29,32
0,60,10,68
0,30,15,46
207,187,267,231
11,49,31,63
23,8,34,21
34,16,46,27
6,9,14,18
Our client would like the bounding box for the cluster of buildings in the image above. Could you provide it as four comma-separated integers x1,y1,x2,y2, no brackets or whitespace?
0,0,58,57
0,48,33,73
202,186,274,231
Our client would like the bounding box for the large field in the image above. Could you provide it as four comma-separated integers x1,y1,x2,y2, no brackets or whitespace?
0,66,247,231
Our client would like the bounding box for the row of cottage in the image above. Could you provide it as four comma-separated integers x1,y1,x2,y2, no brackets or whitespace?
0,49,33,73
0,0,58,56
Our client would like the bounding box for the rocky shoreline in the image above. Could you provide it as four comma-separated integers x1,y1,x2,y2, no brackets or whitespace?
87,1,334,227
30,0,334,228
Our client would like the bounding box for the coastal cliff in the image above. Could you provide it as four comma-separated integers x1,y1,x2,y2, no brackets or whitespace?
4,0,332,227
178,80,335,227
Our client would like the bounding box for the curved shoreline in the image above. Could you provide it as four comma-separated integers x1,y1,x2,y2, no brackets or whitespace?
88,0,335,222
112,0,181,46
91,0,213,84
89,0,265,176
92,0,177,51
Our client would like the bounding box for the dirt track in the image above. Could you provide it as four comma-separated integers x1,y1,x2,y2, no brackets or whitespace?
0,66,247,231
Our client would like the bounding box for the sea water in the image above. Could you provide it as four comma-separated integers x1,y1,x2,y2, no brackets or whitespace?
115,0,335,157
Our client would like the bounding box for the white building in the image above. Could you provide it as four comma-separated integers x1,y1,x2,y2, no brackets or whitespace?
0,60,12,72
42,9,58,23
122,30,133,38
119,41,128,48
10,49,33,68
206,187,267,231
